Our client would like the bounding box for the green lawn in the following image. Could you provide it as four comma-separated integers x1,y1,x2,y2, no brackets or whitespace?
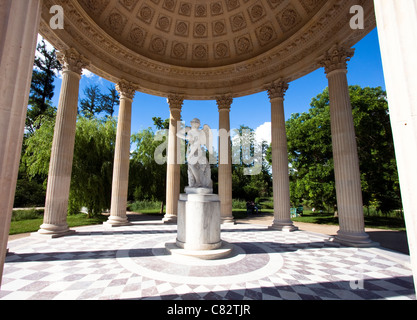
9,212,107,235
9,206,406,235
291,210,406,231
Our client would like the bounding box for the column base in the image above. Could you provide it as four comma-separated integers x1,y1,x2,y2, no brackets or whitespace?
35,223,76,238
221,216,235,225
329,230,378,248
103,215,131,227
269,219,298,232
162,214,177,224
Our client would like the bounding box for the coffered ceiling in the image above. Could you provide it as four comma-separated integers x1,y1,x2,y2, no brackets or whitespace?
39,0,376,99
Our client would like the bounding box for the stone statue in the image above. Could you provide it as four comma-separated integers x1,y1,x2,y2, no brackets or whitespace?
177,118,213,190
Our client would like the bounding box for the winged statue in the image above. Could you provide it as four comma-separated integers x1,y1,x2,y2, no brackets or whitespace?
177,118,213,189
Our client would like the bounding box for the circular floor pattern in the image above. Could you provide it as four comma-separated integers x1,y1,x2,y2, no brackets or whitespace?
116,234,284,285
1,222,415,300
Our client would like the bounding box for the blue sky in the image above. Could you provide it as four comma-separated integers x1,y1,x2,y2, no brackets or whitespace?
49,27,386,144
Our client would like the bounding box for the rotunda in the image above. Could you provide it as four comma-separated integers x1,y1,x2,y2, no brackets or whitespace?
1,0,417,291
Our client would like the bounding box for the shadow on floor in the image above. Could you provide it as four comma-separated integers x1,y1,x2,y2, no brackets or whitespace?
367,230,409,255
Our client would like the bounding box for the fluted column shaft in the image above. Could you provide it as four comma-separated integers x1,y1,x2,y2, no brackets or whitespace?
322,45,372,246
105,81,136,226
267,82,297,232
217,96,234,224
0,0,42,284
163,95,183,224
374,0,417,290
39,49,89,237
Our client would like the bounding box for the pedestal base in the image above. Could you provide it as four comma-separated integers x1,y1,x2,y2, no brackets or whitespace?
221,217,236,225
35,223,76,238
269,219,298,232
329,230,378,248
103,216,131,227
162,214,177,224
177,192,222,250
165,241,234,260
166,188,233,260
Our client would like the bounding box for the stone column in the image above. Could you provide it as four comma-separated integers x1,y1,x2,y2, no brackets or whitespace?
374,0,417,290
38,48,89,237
321,45,372,247
216,96,234,224
0,0,42,284
267,81,298,232
105,81,136,227
163,95,184,224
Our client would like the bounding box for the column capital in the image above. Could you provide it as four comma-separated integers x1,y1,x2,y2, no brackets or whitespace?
167,94,184,112
116,80,136,100
320,44,355,75
56,48,89,75
266,80,289,100
216,95,233,111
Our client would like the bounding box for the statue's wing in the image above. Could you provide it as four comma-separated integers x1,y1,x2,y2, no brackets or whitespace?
202,124,215,163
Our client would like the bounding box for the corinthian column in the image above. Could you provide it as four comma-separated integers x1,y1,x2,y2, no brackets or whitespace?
267,81,297,232
163,95,184,224
0,0,42,284
321,45,373,247
217,96,234,224
105,80,136,227
374,0,417,290
38,48,89,237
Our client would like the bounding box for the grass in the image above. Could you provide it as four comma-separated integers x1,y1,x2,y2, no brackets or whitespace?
9,203,406,235
291,210,406,231
9,210,107,235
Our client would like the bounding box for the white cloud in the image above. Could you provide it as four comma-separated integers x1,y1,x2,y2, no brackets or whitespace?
82,69,96,78
254,122,271,145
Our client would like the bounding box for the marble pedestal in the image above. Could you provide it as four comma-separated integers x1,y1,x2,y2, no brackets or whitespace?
165,187,233,260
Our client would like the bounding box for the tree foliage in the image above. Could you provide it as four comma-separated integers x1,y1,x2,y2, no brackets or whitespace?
79,84,120,119
286,85,401,213
130,128,167,208
15,38,61,207
68,117,117,216
26,38,61,133
23,115,117,216
286,88,335,210
231,125,272,201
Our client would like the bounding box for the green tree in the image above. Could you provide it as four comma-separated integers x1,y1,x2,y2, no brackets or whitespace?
68,117,117,216
152,116,170,130
15,38,61,207
130,126,168,213
23,115,117,217
286,89,335,210
79,84,102,119
101,86,120,117
231,125,272,201
22,115,56,181
350,86,401,213
26,38,61,133
286,85,401,213
80,84,121,118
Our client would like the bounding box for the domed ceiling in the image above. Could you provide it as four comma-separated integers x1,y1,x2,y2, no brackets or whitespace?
78,0,327,68
39,0,376,99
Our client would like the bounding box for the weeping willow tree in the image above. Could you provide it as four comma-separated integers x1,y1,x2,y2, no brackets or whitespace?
23,115,117,217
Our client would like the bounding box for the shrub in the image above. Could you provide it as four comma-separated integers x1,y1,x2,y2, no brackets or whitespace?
11,209,43,221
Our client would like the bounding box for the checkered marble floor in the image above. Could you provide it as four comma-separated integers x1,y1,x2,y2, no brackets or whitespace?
1,221,415,300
